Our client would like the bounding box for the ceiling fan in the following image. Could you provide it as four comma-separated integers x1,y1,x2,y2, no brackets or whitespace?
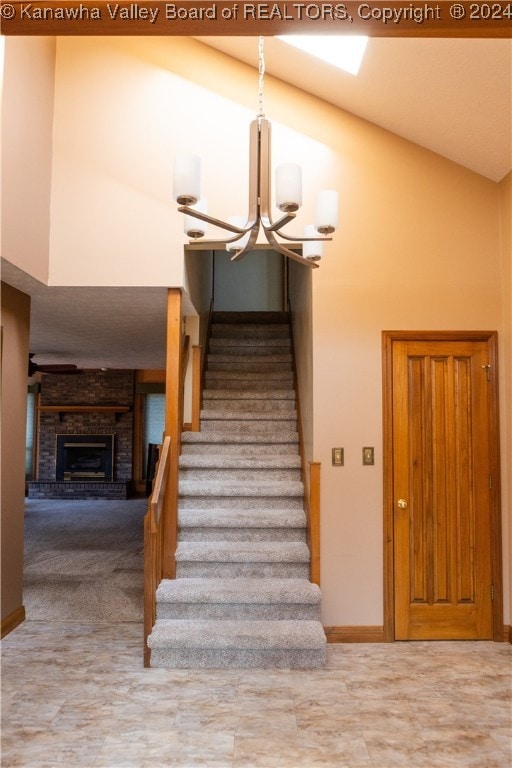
28,354,82,376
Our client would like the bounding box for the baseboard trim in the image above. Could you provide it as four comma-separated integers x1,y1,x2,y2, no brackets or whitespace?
325,625,385,643
505,625,512,644
1,606,25,639
183,422,192,432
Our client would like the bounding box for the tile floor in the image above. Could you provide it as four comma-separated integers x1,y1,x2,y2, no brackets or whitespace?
1,621,511,767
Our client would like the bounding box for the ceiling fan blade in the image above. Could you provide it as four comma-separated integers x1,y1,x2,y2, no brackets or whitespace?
28,355,82,376
37,364,79,372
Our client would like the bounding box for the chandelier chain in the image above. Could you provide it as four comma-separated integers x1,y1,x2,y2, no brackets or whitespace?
258,36,265,118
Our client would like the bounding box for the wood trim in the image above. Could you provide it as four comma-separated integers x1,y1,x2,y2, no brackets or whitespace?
382,330,503,643
487,333,504,642
34,391,41,480
506,625,512,644
163,288,182,579
325,626,385,643
135,370,166,384
132,392,144,490
309,461,321,586
382,331,395,642
1,606,25,638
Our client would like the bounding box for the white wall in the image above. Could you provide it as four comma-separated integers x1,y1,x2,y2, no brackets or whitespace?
1,37,55,283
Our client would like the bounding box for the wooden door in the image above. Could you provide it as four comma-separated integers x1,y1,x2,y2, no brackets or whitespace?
383,333,502,641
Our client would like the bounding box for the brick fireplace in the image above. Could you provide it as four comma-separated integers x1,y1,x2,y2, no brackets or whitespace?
28,370,135,500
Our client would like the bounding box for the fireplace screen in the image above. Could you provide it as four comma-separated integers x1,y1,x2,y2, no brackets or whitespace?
56,434,114,482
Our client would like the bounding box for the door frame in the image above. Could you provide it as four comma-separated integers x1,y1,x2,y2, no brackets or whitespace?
382,330,503,642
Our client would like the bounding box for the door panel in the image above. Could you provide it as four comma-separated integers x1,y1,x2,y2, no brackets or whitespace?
392,339,493,640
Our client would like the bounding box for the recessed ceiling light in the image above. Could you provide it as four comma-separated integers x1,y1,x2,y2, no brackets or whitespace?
277,36,368,76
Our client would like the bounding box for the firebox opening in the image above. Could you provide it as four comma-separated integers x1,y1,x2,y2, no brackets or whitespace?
56,434,114,482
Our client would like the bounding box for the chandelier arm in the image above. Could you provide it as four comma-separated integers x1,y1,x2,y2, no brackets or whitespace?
264,228,318,269
265,212,296,233
178,206,254,235
230,223,260,262
271,230,333,243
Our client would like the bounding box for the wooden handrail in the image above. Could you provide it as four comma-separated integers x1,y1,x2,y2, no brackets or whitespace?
144,435,171,667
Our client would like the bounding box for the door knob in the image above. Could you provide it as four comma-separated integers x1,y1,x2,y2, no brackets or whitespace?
397,499,408,509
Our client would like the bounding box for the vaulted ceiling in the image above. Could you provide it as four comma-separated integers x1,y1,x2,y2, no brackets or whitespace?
4,36,511,372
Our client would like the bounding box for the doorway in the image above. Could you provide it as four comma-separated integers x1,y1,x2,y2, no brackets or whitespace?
382,331,503,641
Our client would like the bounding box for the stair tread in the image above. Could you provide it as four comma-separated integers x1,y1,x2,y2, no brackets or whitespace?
181,432,298,444
176,541,309,562
157,578,320,604
179,480,303,497
179,507,306,528
179,456,301,469
203,390,295,400
149,619,326,650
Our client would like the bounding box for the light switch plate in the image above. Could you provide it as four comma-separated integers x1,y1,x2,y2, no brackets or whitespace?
332,448,344,466
362,447,374,465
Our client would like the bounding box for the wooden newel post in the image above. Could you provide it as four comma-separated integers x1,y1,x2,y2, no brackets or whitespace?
163,288,182,579
309,461,321,586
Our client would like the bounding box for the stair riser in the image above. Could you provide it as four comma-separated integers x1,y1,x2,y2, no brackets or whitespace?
179,527,306,542
207,363,292,373
203,390,295,401
157,603,320,620
204,381,293,391
179,499,304,513
211,326,290,337
181,444,299,457
201,415,297,426
181,434,299,446
200,422,297,434
179,457,301,470
180,468,301,482
150,648,326,669
201,401,296,413
180,492,303,504
210,342,291,353
176,563,310,578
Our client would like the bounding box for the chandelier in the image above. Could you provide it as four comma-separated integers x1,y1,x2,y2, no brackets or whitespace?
173,38,339,268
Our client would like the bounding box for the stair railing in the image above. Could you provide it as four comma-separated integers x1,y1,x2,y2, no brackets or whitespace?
143,435,171,667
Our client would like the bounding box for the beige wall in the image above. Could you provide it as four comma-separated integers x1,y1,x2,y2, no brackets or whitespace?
1,38,55,283
288,260,314,498
46,38,338,289
1,283,30,626
2,36,510,631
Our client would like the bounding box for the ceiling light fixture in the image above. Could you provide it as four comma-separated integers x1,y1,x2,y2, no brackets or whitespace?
173,37,339,268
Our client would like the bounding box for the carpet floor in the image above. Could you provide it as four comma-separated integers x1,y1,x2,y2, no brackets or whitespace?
23,498,146,623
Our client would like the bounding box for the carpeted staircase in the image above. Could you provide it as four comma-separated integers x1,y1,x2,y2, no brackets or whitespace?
147,311,326,668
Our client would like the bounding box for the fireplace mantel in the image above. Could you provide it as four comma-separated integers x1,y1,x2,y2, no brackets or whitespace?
38,405,130,422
